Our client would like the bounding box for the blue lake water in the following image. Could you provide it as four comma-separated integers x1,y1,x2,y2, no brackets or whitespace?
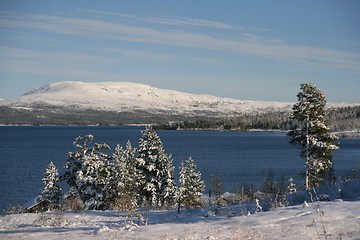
0,126,359,210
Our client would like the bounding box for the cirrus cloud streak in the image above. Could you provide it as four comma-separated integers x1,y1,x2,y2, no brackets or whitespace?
1,11,359,72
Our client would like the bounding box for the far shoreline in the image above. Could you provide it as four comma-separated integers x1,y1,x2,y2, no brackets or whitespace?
1,124,359,138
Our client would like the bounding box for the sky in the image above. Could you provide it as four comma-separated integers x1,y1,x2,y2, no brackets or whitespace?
0,0,359,103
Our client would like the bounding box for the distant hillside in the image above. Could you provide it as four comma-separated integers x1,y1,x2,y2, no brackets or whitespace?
3,81,294,116
0,81,358,127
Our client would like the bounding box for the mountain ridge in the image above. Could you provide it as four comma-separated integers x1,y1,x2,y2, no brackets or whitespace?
1,81,359,126
4,81,297,117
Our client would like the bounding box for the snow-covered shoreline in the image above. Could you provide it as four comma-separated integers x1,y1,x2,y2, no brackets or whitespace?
2,177,360,239
1,200,359,239
334,131,360,138
1,125,360,137
2,179,360,239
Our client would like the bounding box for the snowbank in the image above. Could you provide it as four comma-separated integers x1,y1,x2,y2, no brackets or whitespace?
1,200,359,239
2,180,360,239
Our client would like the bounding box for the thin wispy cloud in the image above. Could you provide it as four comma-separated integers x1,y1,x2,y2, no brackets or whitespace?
79,9,238,30
145,16,237,30
0,46,119,66
101,47,218,64
106,48,175,61
0,57,126,82
1,10,359,72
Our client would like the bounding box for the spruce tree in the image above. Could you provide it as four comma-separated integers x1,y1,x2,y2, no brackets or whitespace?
123,140,140,209
136,125,176,207
77,142,112,210
178,156,205,209
157,151,176,206
62,134,94,193
42,161,62,209
111,141,139,211
62,134,112,210
287,83,339,189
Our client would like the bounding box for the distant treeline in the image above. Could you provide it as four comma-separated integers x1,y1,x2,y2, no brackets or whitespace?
1,104,359,132
0,104,190,126
156,105,360,132
0,104,218,126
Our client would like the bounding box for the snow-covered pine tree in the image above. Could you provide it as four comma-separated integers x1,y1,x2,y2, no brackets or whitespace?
287,83,339,189
42,161,62,209
61,134,112,210
178,156,205,210
123,140,142,210
157,151,176,207
62,134,94,194
76,142,112,210
136,125,176,208
111,141,138,211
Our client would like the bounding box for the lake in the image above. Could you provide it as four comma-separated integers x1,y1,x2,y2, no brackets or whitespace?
0,126,359,211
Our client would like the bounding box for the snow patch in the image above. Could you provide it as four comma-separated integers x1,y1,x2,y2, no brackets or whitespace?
1,201,359,239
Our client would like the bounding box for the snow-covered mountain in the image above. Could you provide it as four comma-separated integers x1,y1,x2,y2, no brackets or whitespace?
5,81,294,116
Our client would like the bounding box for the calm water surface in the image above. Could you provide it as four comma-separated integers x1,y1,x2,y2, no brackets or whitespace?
0,126,359,210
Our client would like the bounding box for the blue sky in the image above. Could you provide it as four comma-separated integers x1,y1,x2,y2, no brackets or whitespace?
0,1,359,102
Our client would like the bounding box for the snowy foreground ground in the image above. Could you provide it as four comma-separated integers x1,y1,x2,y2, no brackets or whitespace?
1,200,359,240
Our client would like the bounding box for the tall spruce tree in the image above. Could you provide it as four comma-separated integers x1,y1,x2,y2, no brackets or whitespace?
122,140,140,209
287,83,339,189
178,156,205,210
157,151,176,206
62,134,94,193
42,161,62,209
111,141,139,211
136,125,176,207
76,142,112,210
62,134,112,210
